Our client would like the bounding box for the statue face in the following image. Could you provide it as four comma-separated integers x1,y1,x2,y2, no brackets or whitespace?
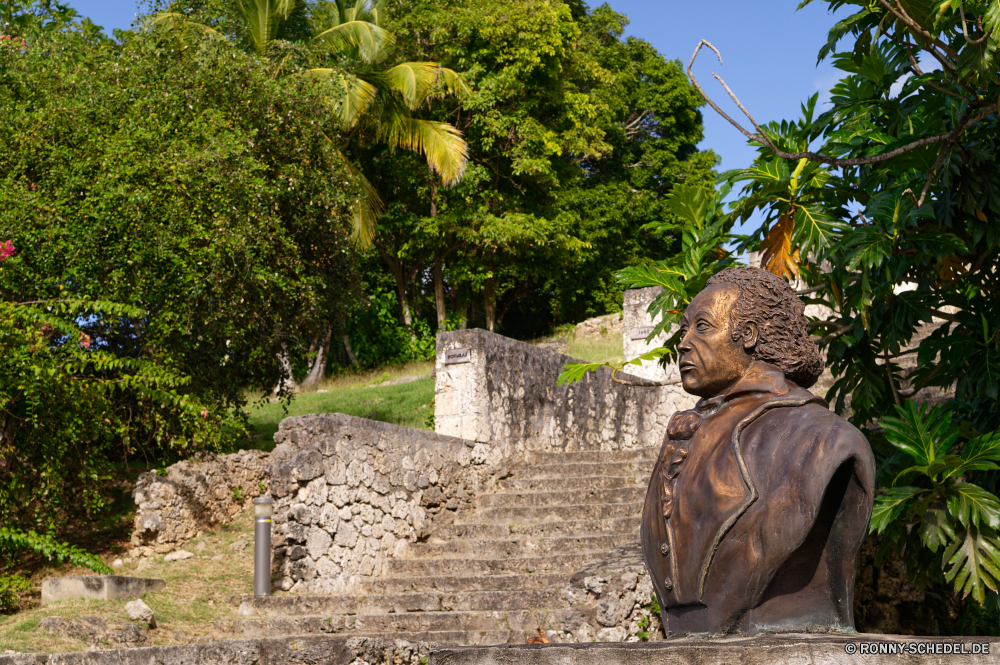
677,284,756,398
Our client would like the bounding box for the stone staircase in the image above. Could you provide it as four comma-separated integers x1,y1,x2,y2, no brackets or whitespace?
229,446,657,645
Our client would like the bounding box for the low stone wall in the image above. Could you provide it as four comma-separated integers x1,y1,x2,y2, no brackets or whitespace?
269,414,503,594
0,636,432,665
130,449,268,555
434,328,694,454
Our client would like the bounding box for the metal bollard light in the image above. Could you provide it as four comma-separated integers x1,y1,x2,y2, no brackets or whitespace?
253,496,274,596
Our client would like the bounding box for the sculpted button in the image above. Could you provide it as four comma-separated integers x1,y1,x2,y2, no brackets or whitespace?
664,578,674,591
660,543,670,556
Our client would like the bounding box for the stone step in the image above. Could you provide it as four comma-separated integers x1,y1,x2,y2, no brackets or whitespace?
385,552,599,578
366,573,570,595
508,461,653,480
232,608,595,638
428,516,640,542
498,475,642,492
468,501,643,524
355,630,518,646
406,534,618,559
232,588,566,617
476,487,645,509
522,448,659,465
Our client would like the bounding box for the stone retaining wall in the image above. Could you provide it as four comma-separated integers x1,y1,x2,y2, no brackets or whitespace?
434,328,694,454
269,414,503,594
130,450,269,555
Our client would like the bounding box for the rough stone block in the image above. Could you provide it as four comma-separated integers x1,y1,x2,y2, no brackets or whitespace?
428,635,1000,665
41,576,166,606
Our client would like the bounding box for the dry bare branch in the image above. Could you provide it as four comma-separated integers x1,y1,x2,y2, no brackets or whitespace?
687,40,998,169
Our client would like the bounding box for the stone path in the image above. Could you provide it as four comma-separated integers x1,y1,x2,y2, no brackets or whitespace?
229,446,657,645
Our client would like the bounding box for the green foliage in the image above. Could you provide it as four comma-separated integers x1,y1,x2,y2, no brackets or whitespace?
146,0,470,246
872,403,1000,604
557,183,734,384
561,0,1000,616
0,28,357,529
0,528,111,575
0,574,32,613
354,0,716,336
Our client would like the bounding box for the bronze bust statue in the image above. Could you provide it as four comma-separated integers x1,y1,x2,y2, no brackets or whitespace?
640,266,875,636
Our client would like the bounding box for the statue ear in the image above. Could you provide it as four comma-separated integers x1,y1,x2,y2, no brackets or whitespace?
741,320,759,352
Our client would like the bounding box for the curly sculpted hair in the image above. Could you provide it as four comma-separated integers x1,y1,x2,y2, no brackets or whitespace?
706,266,824,388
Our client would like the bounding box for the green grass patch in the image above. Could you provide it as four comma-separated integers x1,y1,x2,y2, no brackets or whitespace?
246,364,435,450
567,332,623,364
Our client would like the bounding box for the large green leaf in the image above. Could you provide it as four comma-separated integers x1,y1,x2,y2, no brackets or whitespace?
943,526,1000,604
870,486,923,533
145,12,228,47
920,502,956,552
663,182,713,230
881,401,958,468
235,0,287,54
843,228,893,271
947,482,1000,529
953,431,1000,477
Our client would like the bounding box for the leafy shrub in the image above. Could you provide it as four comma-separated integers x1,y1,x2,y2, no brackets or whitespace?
0,28,356,529
0,574,32,613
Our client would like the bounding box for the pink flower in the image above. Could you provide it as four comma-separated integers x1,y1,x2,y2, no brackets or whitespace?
0,241,14,262
200,408,209,419
79,333,91,349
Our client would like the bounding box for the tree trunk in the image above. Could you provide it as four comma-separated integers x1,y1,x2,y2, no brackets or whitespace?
342,332,358,366
484,277,497,333
300,329,332,390
454,290,467,329
434,249,447,330
430,183,447,330
274,345,298,395
376,244,413,327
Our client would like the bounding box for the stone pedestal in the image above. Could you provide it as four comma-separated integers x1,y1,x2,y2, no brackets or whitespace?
429,634,1000,665
40,576,165,605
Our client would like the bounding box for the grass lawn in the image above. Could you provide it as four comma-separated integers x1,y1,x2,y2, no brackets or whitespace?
0,511,258,653
244,361,435,451
567,332,623,364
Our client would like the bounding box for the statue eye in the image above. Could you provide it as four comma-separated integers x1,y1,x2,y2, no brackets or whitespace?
697,321,712,332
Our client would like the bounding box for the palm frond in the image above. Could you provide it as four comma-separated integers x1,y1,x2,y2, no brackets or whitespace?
276,0,297,19
144,12,228,47
314,20,394,64
343,159,384,247
303,69,377,129
377,63,472,110
377,116,469,186
236,0,284,54
381,62,440,109
438,67,473,98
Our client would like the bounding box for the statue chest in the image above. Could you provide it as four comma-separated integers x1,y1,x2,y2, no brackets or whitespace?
660,399,759,604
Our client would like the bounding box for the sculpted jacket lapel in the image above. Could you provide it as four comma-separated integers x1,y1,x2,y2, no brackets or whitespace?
641,363,825,626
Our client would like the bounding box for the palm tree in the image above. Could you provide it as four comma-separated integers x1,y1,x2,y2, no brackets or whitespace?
148,0,469,246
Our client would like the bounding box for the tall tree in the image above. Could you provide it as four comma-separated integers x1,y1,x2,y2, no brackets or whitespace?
357,0,717,336
147,0,470,245
0,28,357,526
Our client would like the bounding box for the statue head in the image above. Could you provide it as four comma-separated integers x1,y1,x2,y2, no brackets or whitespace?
677,266,823,397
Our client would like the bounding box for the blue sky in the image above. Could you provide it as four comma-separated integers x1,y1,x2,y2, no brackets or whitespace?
66,0,851,235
